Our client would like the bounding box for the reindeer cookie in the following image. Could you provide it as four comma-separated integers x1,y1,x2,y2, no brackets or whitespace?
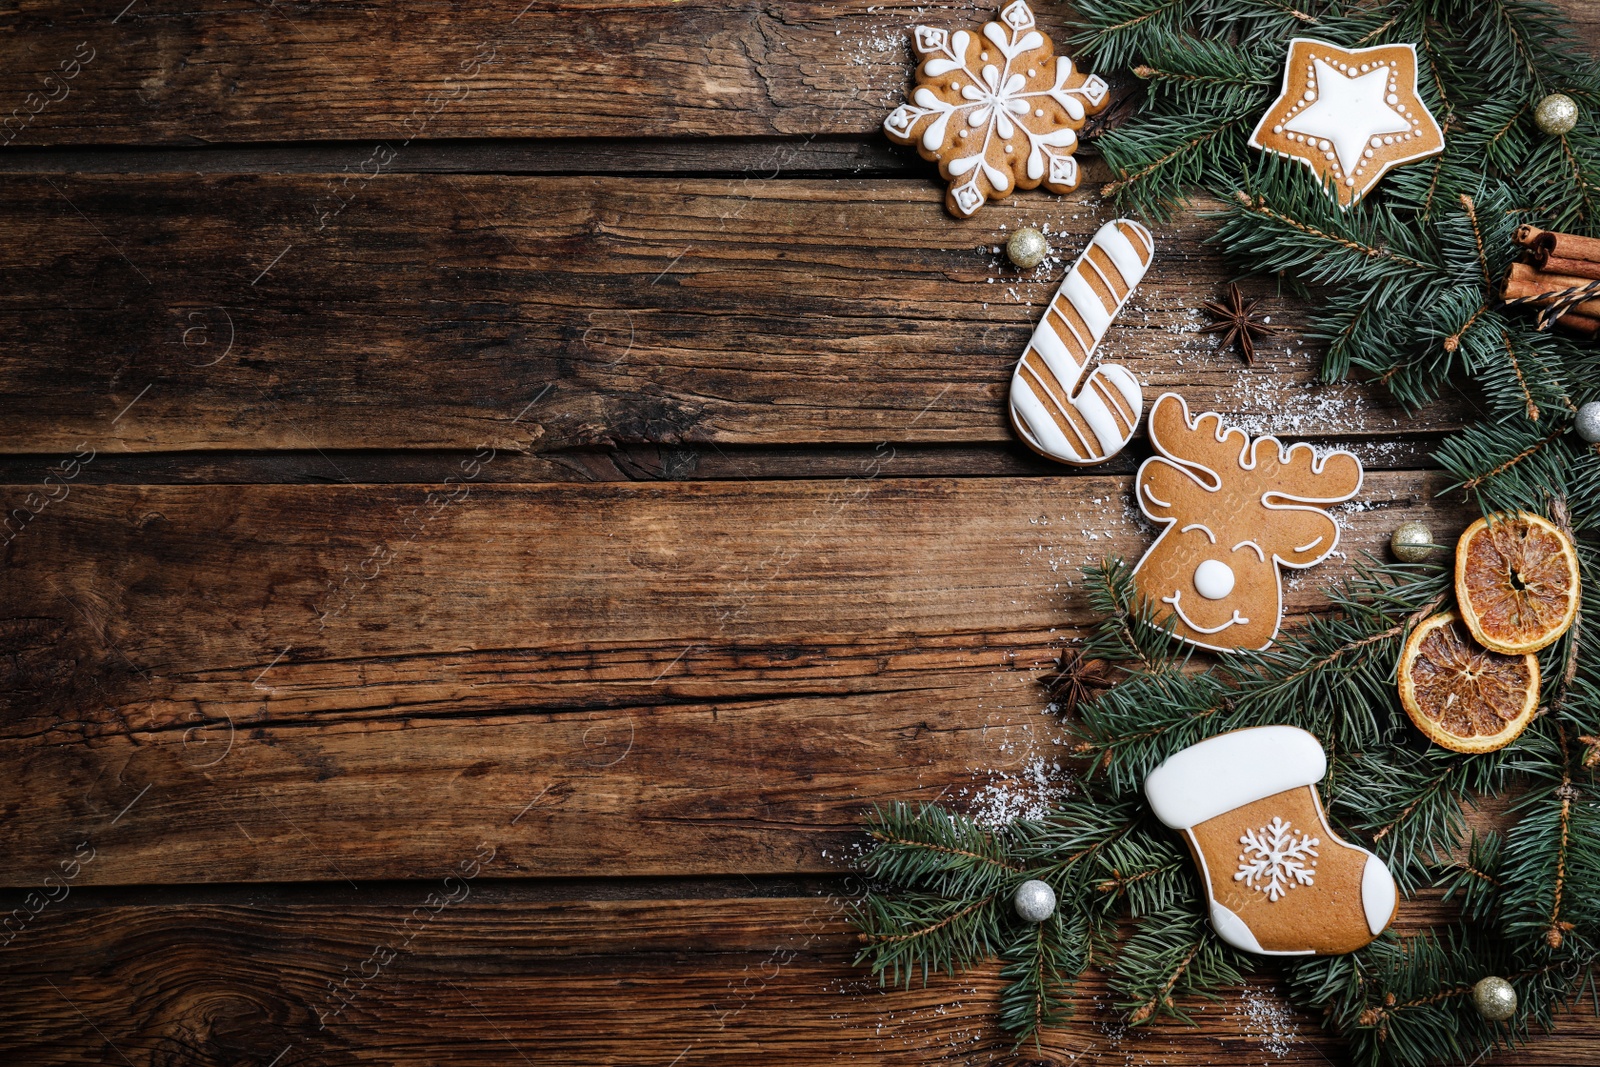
1132,393,1363,652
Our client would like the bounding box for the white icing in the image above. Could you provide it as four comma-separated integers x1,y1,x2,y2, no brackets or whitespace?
1232,539,1266,562
1061,273,1112,335
1284,59,1409,174
1362,853,1397,935
1246,38,1444,207
1161,591,1247,635
1208,900,1268,954
1144,725,1325,830
1234,815,1318,900
1180,522,1217,544
1101,361,1142,418
1007,220,1152,466
1011,368,1081,459
1193,558,1234,599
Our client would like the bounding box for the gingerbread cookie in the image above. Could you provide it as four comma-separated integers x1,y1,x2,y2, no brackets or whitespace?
1249,38,1444,207
1132,393,1363,652
1008,219,1152,465
1145,726,1398,956
882,0,1109,217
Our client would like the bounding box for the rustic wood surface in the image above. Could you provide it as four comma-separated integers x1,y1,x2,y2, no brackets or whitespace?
2,1,1597,1065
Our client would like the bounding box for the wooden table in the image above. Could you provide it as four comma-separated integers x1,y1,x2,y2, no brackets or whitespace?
3,3,1599,1064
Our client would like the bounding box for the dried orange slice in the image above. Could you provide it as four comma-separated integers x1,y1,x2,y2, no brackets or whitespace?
1455,511,1580,654
1398,611,1539,753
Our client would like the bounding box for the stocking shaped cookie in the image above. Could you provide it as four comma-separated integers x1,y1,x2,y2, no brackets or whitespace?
1132,393,1363,652
882,0,1109,217
1008,219,1151,465
1145,726,1398,955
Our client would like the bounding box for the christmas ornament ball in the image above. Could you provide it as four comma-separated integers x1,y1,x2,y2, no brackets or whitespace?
1576,400,1600,443
1473,975,1518,1021
1006,227,1050,269
1013,879,1056,922
1535,93,1579,136
1390,520,1436,563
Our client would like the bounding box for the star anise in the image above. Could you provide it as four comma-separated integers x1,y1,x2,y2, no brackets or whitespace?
1200,283,1280,365
1049,645,1121,714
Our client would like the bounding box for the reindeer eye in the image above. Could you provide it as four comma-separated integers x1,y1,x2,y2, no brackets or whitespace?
1194,559,1236,600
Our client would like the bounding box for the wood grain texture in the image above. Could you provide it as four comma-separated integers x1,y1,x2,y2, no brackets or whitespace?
0,1,985,146
0,173,1455,455
0,474,1467,885
3,896,1598,1066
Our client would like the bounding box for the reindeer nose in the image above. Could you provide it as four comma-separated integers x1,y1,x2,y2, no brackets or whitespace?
1193,559,1235,600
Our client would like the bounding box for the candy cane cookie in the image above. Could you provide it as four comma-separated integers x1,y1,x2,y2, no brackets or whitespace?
1007,218,1152,465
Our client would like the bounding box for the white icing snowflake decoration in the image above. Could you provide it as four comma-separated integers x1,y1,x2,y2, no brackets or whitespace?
882,0,1108,216
1234,816,1319,902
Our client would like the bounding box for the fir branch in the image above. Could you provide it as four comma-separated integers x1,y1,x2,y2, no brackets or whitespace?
1111,906,1245,1026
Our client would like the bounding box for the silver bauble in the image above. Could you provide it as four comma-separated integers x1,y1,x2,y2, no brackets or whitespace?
1576,400,1600,444
1390,520,1436,563
1006,227,1050,270
1472,975,1518,1021
1013,879,1057,922
1534,93,1579,137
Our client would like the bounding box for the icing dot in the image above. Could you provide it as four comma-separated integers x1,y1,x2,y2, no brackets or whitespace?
1384,136,1394,144
1273,124,1283,134
981,51,990,61
1325,151,1335,160
1318,139,1330,150
958,129,968,138
1346,177,1355,186
1194,560,1235,600
1035,108,1044,117
1303,89,1316,101
1371,136,1384,147
951,81,960,90
1005,143,1013,152
1028,68,1036,76
1361,63,1370,71
1387,93,1399,105
1364,148,1374,158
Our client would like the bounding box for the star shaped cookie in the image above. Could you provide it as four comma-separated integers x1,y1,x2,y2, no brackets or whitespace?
883,0,1109,218
1248,38,1444,207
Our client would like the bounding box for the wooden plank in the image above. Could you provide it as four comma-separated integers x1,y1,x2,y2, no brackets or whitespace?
0,1,1025,146
4,1,1597,146
3,896,1598,1065
0,474,1469,885
0,174,1455,455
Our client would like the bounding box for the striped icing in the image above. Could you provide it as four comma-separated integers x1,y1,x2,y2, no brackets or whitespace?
1007,219,1153,465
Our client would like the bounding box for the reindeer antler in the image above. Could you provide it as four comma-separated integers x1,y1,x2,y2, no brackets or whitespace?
1248,438,1364,504
1145,393,1251,485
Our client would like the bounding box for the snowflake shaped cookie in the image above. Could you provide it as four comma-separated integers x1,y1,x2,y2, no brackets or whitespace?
883,0,1109,217
1249,38,1444,207
1234,815,1319,902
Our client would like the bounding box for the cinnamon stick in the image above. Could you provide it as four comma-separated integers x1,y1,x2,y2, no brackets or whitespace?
1556,310,1600,339
1542,255,1600,282
1514,224,1549,248
1518,226,1600,281
1502,263,1600,318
